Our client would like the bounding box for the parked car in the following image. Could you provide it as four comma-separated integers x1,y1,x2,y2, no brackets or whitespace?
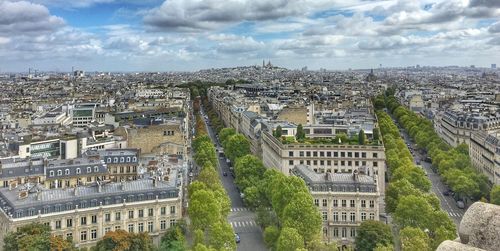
443,190,451,196
235,233,240,243
456,200,465,209
223,172,227,176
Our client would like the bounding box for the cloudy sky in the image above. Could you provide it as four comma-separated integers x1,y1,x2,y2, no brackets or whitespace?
0,0,499,72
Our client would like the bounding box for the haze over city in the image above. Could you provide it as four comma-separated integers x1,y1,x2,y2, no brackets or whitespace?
1,0,500,72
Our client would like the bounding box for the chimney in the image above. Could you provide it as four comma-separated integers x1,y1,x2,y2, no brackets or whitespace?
36,190,42,201
97,181,102,193
353,169,359,182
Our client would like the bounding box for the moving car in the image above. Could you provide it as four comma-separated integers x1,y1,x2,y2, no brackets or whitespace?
456,200,465,209
235,233,240,243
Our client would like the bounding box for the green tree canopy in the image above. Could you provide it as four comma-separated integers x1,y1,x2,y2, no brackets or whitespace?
276,227,304,251
295,124,306,142
358,129,366,145
225,134,251,162
219,128,236,146
274,125,283,138
3,223,52,251
355,220,393,251
491,185,500,205
400,227,431,251
282,191,322,244
188,189,222,230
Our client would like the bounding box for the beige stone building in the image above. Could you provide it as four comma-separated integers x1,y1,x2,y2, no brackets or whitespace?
292,165,380,246
0,177,182,250
115,122,187,159
469,131,500,185
261,131,386,197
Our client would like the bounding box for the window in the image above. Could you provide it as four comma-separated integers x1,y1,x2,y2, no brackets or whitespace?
76,168,81,174
128,224,134,233
313,152,318,157
138,223,144,232
373,153,378,158
361,152,366,158
373,162,378,167
350,200,355,207
288,160,294,166
114,157,118,163
306,151,311,157
161,220,167,230
333,200,338,207
361,200,366,208
67,219,73,227
161,207,166,215
354,152,359,158
55,220,61,229
65,169,70,175
320,160,324,165
80,231,87,241
127,157,131,162
350,212,356,222
361,212,367,221
322,212,328,221
129,210,134,219
170,219,177,227
288,151,294,157
139,209,144,218
105,213,110,222
320,151,324,157
327,151,331,157
120,157,125,163
87,167,91,173
80,217,87,225
299,151,304,157
148,208,154,217
341,212,347,222
49,170,54,177
66,233,73,241
115,212,121,221
107,158,111,163
104,227,111,234
341,152,345,158
333,212,339,222
342,228,347,238
334,152,338,157
351,228,356,237
333,228,339,237
94,166,99,172
341,161,345,166
115,226,121,231
148,221,153,232
369,213,375,220
170,206,176,214
369,200,375,208
91,229,97,240
341,200,346,207
91,215,97,224
347,152,352,158
322,199,327,207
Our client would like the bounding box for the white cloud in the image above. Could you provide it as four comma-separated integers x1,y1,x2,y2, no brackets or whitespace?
0,1,65,35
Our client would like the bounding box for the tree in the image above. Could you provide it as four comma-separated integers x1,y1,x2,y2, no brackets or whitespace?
490,185,500,205
3,223,52,251
159,224,186,251
263,226,280,249
373,127,380,142
276,227,304,251
295,124,306,142
391,165,431,192
275,125,283,138
50,236,76,251
197,163,221,190
225,134,251,162
355,220,393,251
219,128,236,146
208,221,236,251
193,243,218,251
394,195,434,230
271,175,309,218
358,129,366,145
188,190,222,230
385,179,421,213
374,244,395,251
92,230,154,251
400,227,431,251
282,192,322,244
234,154,266,191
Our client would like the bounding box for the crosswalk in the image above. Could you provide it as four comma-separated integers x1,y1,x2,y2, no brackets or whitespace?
448,211,463,218
230,207,251,212
230,220,258,228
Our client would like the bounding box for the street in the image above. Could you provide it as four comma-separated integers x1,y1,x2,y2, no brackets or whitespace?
200,108,268,251
395,121,464,227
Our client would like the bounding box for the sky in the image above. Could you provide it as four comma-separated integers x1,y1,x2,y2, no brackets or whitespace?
0,0,499,72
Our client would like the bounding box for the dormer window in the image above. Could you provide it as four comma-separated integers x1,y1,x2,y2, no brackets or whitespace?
107,158,111,163
120,157,124,163
132,157,137,162
76,168,81,174
87,167,91,173
49,170,54,177
114,157,118,163
126,157,131,162
94,166,99,172
65,169,70,175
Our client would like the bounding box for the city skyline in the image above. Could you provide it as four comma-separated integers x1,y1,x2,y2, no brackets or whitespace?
0,0,500,72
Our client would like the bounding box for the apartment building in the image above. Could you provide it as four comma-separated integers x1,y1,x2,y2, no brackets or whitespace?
261,131,386,196
470,131,500,185
292,165,380,246
102,148,141,182
0,177,182,249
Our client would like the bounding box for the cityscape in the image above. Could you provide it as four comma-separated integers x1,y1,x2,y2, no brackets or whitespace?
0,1,500,251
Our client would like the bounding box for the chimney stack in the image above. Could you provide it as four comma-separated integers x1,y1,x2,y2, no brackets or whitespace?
353,169,359,182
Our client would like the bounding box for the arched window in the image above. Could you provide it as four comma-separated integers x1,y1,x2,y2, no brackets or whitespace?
107,158,111,163
120,157,125,163
65,169,70,175
94,166,99,172
76,168,81,174
126,157,131,162
49,170,54,177
132,157,137,162
114,157,118,163
87,167,91,173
